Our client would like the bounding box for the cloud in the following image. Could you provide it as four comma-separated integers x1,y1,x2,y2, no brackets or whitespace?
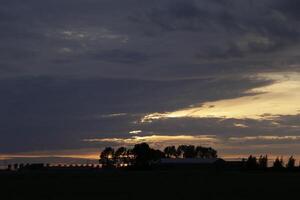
129,130,142,135
0,72,289,154
1,0,300,159
0,0,300,79
89,49,149,64
59,28,128,43
274,0,300,20
233,123,249,128
100,113,128,119
141,72,300,121
229,135,300,142
83,135,219,149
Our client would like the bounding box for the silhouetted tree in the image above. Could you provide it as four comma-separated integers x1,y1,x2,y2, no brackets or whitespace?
164,146,177,158
246,155,258,169
177,145,186,158
132,143,152,167
286,156,296,169
195,146,205,158
132,143,164,167
114,147,127,166
177,145,197,158
273,157,284,169
195,146,217,158
115,147,127,159
206,147,218,158
258,155,268,169
184,145,196,158
13,163,19,170
98,143,219,169
99,147,115,168
150,149,165,161
126,148,134,158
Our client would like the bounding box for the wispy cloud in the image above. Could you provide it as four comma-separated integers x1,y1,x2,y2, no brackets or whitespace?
0,148,101,161
129,130,142,135
233,123,249,128
229,135,300,142
52,28,129,43
100,113,128,118
83,135,219,147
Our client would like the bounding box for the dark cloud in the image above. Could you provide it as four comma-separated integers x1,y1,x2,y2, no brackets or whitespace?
89,49,149,64
0,75,270,153
0,48,37,60
1,0,300,156
0,0,299,79
130,0,299,64
274,0,300,20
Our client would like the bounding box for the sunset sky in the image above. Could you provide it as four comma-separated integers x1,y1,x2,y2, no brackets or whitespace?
1,0,300,163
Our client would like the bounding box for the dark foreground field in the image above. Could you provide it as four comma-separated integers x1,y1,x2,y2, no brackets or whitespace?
1,169,299,200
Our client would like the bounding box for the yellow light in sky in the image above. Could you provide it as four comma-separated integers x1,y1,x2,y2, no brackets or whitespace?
84,135,218,145
141,72,300,122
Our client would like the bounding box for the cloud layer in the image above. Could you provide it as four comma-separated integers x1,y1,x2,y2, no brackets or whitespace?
1,0,300,160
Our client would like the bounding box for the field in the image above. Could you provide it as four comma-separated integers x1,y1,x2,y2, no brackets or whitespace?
1,169,299,200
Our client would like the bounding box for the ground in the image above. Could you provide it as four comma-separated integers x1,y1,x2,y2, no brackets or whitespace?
0,169,298,199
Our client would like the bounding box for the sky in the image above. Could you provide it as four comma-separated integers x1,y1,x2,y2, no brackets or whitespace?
1,0,300,163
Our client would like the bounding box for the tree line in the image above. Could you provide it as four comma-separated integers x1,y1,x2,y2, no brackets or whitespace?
99,143,218,168
99,143,298,170
244,155,296,170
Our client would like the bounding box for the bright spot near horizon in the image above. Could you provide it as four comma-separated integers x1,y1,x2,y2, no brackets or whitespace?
141,72,300,122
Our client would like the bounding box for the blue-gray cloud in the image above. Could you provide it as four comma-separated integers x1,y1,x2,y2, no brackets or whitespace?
0,0,300,79
1,0,300,156
0,76,270,153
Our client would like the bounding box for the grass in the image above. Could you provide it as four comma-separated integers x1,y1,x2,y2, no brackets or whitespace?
0,169,299,199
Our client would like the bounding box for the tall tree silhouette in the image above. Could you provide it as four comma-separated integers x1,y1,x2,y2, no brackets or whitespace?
132,143,164,167
177,145,197,158
99,147,115,168
125,148,134,166
273,157,284,169
114,147,127,166
246,155,258,169
132,143,152,167
286,156,295,169
195,146,218,158
115,147,127,159
258,155,268,169
150,149,165,161
206,147,217,158
164,146,177,158
177,145,186,158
